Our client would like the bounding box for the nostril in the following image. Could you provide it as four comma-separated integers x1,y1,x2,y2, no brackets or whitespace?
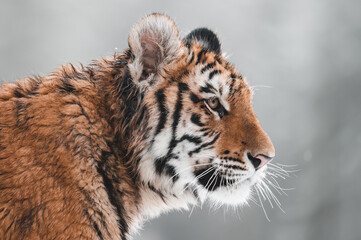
247,153,273,170
247,152,261,169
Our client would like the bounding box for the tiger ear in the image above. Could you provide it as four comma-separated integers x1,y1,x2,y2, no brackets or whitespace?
128,13,184,87
184,28,221,54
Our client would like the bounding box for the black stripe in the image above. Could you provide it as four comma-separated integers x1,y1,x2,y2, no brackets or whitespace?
93,222,103,240
165,165,178,182
188,133,220,157
195,49,206,65
229,74,237,95
189,51,195,64
156,133,202,175
155,153,176,175
178,82,190,92
190,93,201,103
97,150,128,238
191,113,205,127
155,156,167,174
203,131,210,136
170,82,189,143
79,188,110,238
209,70,221,80
167,82,187,154
200,83,216,94
154,82,189,177
154,89,168,136
84,209,104,240
172,84,185,131
200,86,213,93
200,62,216,73
178,134,202,145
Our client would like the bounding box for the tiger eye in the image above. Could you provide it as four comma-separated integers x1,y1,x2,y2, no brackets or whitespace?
207,97,219,110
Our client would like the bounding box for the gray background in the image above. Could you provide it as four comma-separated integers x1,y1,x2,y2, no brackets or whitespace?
1,0,360,240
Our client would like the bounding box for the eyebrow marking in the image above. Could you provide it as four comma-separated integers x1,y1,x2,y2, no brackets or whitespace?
209,70,221,80
200,83,216,94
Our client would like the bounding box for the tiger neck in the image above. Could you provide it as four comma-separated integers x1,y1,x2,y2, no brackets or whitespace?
96,53,198,232
136,150,200,221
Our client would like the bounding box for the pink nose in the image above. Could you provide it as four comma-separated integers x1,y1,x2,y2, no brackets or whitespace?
247,153,273,170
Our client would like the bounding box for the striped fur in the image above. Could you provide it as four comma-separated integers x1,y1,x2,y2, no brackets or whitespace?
0,14,275,239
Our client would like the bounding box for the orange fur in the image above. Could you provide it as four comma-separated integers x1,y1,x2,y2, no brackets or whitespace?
0,14,274,240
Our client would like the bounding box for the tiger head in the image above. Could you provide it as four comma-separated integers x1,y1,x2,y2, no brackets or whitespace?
126,14,275,210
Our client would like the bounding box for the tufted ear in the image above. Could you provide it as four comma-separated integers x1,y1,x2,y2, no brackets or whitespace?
184,28,221,54
128,13,184,86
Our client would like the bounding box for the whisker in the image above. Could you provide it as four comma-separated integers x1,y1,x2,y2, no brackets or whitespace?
189,168,218,217
248,194,261,207
167,163,213,183
188,185,204,218
268,176,295,192
181,166,215,194
256,183,267,201
274,163,299,168
268,163,300,174
261,181,285,213
263,178,284,196
267,167,290,177
255,186,270,222
267,172,287,180
258,182,274,209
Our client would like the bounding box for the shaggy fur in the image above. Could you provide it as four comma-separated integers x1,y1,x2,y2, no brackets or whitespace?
0,14,275,239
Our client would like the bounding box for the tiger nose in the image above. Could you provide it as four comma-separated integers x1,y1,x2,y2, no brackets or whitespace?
247,152,274,170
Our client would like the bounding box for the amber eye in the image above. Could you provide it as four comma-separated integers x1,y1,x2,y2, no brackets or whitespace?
206,97,220,110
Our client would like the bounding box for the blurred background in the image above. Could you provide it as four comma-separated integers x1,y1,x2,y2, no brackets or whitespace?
1,0,360,239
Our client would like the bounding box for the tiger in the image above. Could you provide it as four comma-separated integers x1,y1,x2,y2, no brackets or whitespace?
0,13,275,240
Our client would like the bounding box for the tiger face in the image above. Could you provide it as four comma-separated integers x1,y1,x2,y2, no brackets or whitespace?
128,14,275,209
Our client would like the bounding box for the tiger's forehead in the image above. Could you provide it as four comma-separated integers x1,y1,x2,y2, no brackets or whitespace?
179,44,249,102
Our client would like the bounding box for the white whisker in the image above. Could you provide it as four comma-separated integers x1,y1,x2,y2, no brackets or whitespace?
267,167,290,177
274,163,299,168
167,163,214,183
258,182,274,209
261,181,285,213
268,176,295,192
267,172,287,180
255,186,270,222
181,166,215,195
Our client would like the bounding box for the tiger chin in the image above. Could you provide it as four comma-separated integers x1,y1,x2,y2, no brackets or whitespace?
0,13,275,240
